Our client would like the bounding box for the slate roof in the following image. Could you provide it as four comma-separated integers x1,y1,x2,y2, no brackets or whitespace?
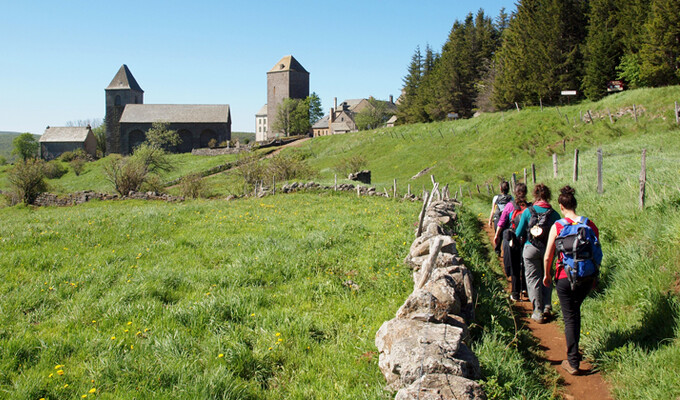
340,99,365,111
40,127,92,143
268,55,309,74
331,121,352,132
120,104,231,124
312,115,329,129
106,64,144,92
256,104,268,116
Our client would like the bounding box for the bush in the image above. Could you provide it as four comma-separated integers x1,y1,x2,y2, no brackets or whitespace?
334,154,367,176
132,143,174,174
42,160,68,179
59,149,87,162
269,153,315,181
103,155,147,195
140,174,165,194
70,158,86,176
6,158,48,204
208,138,218,149
0,156,6,166
179,173,210,199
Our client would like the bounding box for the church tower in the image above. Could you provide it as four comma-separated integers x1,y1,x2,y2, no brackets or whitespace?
266,55,309,138
105,65,144,154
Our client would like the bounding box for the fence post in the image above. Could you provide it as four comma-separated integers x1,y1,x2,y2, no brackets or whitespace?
675,101,679,125
531,163,536,184
515,102,521,113
588,110,595,124
523,168,527,184
573,149,579,182
563,139,566,152
633,104,638,123
476,184,480,194
640,149,646,209
553,154,558,178
334,174,337,191
393,179,397,199
608,108,614,124
511,173,517,191
273,176,276,195
486,183,490,195
597,148,603,194
408,183,411,197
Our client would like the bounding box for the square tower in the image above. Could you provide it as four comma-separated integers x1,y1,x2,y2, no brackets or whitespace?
266,55,309,138
105,65,144,154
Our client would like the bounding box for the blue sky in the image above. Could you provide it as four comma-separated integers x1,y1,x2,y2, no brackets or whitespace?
1,0,516,134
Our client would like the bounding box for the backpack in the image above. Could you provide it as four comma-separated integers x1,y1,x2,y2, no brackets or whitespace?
555,217,603,290
510,201,528,231
494,194,512,223
527,205,553,249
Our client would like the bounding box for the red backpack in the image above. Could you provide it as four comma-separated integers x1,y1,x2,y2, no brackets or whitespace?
510,201,529,230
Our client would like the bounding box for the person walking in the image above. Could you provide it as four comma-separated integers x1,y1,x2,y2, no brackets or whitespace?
488,181,512,256
513,183,560,323
493,182,529,301
543,186,601,375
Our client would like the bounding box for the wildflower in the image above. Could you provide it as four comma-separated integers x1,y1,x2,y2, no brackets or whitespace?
124,329,129,333
268,347,273,350
82,395,87,398
218,353,224,358
63,384,69,388
111,336,116,340
89,388,96,393
48,373,53,378
131,345,134,350
127,321,132,325
55,364,64,369
57,370,64,375
275,332,281,337
92,320,96,324
250,313,255,317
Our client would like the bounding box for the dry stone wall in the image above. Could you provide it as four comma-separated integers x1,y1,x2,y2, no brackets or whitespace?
375,199,487,400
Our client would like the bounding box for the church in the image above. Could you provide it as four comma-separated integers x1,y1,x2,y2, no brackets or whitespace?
105,65,232,155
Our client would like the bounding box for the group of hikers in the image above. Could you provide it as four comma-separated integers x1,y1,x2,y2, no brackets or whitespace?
488,181,602,376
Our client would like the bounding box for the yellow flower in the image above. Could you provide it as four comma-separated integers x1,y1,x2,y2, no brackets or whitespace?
82,395,88,398
111,336,116,340
250,313,255,317
218,353,224,358
63,384,69,388
124,329,129,333
130,345,134,350
275,332,281,337
127,321,132,325
48,373,53,378
89,388,96,393
57,370,64,375
54,364,64,369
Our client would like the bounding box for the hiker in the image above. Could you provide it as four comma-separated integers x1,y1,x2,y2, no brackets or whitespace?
493,182,529,301
487,181,512,256
543,186,601,375
513,183,560,323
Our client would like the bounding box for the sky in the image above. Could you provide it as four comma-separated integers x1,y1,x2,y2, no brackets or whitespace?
0,0,516,134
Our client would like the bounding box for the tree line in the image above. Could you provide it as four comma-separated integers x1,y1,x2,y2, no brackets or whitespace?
397,0,680,124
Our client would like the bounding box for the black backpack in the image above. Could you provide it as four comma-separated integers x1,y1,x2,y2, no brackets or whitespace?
494,194,512,223
527,205,553,249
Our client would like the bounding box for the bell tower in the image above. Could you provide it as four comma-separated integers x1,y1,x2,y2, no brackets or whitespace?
105,65,144,154
266,55,309,138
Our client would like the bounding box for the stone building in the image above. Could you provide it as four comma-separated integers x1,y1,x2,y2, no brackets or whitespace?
312,96,396,137
259,55,309,141
40,126,97,160
105,65,231,155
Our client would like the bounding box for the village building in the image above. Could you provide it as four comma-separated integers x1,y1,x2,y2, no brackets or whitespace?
312,96,397,137
256,55,309,141
255,104,268,142
105,65,231,155
40,126,97,160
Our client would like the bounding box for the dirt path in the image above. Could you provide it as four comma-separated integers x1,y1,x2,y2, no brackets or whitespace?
481,222,613,400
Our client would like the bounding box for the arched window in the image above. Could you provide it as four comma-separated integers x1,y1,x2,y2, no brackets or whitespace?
177,130,193,153
115,95,121,106
200,129,218,148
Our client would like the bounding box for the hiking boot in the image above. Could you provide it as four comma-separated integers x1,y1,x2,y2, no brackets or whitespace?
561,360,580,375
543,306,552,317
531,311,544,323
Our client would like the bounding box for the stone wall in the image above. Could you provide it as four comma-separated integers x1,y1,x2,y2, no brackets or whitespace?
375,199,487,400
33,191,184,207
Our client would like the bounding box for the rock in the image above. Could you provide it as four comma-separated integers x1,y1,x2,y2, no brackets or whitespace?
395,289,448,323
375,319,480,389
348,170,371,184
395,374,487,400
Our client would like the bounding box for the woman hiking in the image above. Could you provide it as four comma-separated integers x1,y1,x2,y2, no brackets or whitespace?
513,183,560,323
488,181,512,256
493,182,529,301
543,186,601,375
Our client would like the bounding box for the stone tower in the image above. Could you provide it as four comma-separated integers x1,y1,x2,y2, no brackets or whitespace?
267,55,309,138
105,65,144,154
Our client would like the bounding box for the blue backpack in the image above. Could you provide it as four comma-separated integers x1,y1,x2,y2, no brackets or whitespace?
555,217,603,290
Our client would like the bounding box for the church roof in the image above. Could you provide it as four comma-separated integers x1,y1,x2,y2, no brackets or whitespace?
106,64,144,92
268,55,308,74
40,126,92,143
120,104,231,124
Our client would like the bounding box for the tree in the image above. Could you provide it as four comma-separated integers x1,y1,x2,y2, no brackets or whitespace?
12,133,39,161
355,99,393,130
583,0,622,100
639,0,680,86
308,92,323,126
272,98,310,136
144,121,179,150
92,123,106,157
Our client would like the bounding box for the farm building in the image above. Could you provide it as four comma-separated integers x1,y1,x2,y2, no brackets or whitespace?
312,97,397,137
39,126,97,160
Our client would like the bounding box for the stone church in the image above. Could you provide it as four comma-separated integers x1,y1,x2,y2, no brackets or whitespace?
255,55,309,142
105,65,232,155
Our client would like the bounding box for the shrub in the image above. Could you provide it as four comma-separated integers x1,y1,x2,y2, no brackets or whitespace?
42,160,68,179
269,153,315,181
208,138,218,149
140,174,165,194
132,143,174,174
0,156,6,166
334,154,367,176
59,148,87,162
6,158,48,204
219,141,229,147
179,173,210,198
70,158,86,176
103,155,147,195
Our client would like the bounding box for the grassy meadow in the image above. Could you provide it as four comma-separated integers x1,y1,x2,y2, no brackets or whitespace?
0,192,419,399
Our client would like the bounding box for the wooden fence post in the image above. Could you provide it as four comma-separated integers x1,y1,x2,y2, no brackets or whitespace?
273,176,276,195
553,154,558,178
633,104,638,123
675,101,679,125
573,149,579,182
476,184,480,194
515,102,521,112
523,168,527,184
408,183,411,197
607,108,614,124
334,174,337,191
588,110,595,124
640,149,646,209
417,192,431,237
580,110,583,122
511,173,517,191
531,163,536,184
597,148,603,194
393,179,397,199
486,183,490,195
540,98,543,111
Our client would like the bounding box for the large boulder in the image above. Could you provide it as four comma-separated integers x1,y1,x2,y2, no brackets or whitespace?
348,170,371,184
375,319,480,390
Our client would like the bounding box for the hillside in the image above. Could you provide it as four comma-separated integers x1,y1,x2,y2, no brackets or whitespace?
1,86,679,398
0,131,39,163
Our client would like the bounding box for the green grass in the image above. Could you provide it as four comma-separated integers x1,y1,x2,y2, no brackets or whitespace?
0,192,419,399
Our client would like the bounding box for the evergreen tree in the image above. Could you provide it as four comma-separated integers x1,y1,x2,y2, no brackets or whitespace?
639,0,680,86
583,0,621,100
396,46,424,124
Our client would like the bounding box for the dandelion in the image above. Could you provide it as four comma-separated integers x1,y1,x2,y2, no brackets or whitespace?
63,384,69,388
127,321,132,325
57,370,64,376
55,364,64,369
131,345,134,350
250,313,255,317
89,388,96,393
48,373,53,378
82,395,88,398
124,329,129,333
275,332,281,337
92,320,96,324
218,353,224,358
268,347,273,350
111,336,116,340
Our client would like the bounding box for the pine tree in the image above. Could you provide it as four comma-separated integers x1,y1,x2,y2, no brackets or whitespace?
397,46,425,124
583,0,621,100
639,0,680,86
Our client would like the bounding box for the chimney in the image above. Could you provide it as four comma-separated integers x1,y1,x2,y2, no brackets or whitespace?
330,108,335,123
389,95,393,104
334,97,337,111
